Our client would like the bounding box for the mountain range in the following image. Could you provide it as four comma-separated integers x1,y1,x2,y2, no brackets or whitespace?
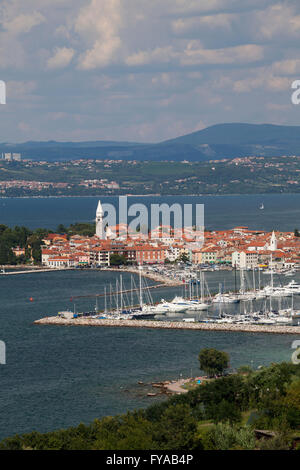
2,123,300,162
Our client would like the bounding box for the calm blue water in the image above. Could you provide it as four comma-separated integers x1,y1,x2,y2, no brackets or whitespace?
1,193,300,231
1,194,300,439
0,268,299,439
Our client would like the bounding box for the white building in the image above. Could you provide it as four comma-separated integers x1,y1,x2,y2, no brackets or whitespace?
232,251,258,269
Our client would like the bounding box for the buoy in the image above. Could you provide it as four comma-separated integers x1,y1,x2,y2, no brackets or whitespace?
29,297,34,302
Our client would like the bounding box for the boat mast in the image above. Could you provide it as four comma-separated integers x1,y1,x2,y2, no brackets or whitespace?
200,270,204,302
240,269,245,295
139,265,143,309
120,275,123,312
116,279,119,314
234,263,237,293
131,276,134,308
104,287,107,314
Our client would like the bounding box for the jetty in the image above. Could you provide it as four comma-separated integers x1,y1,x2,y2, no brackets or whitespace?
0,267,71,276
34,316,300,335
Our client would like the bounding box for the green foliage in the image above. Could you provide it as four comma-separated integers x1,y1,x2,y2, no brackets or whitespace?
237,365,253,375
0,225,52,265
93,413,156,450
198,348,229,377
57,224,68,234
1,359,300,450
68,223,95,237
110,253,128,266
247,362,298,409
257,431,292,450
206,423,256,450
177,253,190,264
208,399,242,425
151,404,202,450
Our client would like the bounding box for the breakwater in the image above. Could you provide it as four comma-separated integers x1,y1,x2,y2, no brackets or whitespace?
34,316,300,335
0,268,71,276
106,267,182,286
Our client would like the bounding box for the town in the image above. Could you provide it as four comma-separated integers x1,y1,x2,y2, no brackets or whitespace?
40,200,300,272
1,155,300,197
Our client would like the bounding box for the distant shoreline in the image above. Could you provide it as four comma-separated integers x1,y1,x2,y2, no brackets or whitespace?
0,193,298,200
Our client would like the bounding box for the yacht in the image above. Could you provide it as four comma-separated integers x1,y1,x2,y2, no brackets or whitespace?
170,296,209,311
283,280,300,294
213,293,240,304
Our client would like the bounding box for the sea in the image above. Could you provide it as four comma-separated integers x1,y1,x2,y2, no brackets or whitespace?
0,194,300,439
1,193,300,231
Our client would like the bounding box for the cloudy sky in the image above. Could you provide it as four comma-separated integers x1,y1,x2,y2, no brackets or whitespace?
1,0,300,142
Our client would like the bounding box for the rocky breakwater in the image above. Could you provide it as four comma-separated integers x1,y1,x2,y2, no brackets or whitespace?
34,316,300,335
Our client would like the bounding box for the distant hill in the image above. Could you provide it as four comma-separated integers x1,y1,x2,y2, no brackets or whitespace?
2,123,300,161
163,123,300,146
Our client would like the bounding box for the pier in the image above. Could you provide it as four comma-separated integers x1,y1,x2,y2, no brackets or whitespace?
34,316,300,335
0,268,71,276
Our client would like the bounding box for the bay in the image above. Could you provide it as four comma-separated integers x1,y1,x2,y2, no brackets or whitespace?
0,194,300,439
1,193,300,231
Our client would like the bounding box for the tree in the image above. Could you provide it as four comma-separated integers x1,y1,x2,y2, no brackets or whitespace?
237,365,253,375
152,404,202,450
198,348,229,377
208,399,242,425
57,224,68,234
177,253,190,264
109,254,127,266
93,413,156,450
207,423,255,450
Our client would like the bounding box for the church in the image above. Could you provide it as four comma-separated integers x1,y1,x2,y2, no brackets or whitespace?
95,200,106,239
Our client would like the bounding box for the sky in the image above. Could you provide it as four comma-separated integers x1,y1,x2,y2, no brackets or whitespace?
1,0,300,143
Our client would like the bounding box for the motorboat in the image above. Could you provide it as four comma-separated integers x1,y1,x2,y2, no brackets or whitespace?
213,293,240,304
171,296,210,311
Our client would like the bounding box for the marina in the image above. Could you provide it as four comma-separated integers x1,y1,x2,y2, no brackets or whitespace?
3,196,300,439
35,262,300,328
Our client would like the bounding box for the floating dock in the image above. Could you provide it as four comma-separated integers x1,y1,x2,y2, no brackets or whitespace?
34,316,300,335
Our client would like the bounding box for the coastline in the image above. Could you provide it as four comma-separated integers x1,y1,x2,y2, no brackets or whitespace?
33,316,300,335
1,192,300,199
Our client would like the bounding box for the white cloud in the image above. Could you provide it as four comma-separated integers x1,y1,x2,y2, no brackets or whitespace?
75,0,122,69
2,12,45,34
255,4,300,39
47,47,75,69
271,59,300,76
172,13,235,34
181,42,264,65
223,68,291,94
126,47,175,66
1,0,300,141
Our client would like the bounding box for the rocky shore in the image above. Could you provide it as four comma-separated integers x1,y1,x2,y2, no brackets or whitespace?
34,316,300,335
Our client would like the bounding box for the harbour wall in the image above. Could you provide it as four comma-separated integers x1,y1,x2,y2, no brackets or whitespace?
34,316,300,335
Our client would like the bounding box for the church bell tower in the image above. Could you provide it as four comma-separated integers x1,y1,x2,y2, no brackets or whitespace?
96,200,106,239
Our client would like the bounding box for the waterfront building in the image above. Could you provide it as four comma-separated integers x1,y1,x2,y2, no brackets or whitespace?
232,250,259,269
